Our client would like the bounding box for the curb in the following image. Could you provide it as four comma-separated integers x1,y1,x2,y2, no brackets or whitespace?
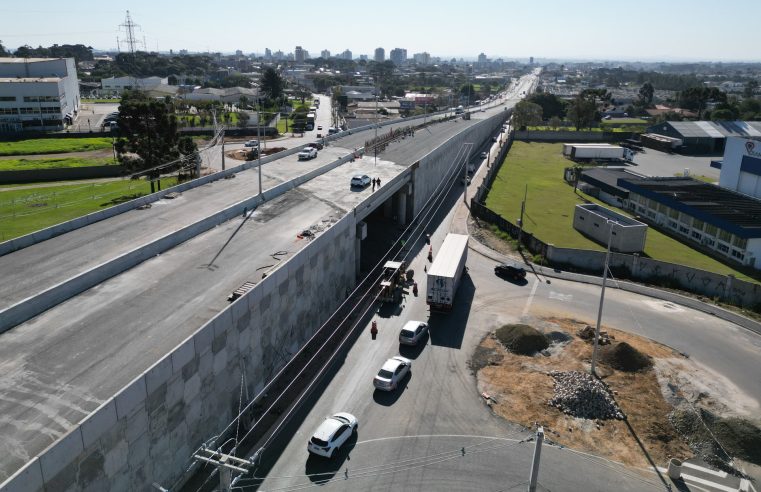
467,234,761,338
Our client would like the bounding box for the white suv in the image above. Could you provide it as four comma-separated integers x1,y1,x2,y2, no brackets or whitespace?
350,175,371,188
307,413,358,458
298,148,318,160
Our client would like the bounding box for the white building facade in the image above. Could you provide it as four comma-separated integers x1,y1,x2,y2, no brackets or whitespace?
719,136,761,200
0,57,80,132
101,76,168,95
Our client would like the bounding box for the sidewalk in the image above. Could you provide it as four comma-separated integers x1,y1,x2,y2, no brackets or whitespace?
450,131,761,337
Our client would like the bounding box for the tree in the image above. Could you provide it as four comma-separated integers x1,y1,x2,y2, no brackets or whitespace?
678,87,727,118
459,84,476,105
638,82,654,106
528,93,567,119
115,91,186,193
0,40,8,57
260,67,284,102
512,101,543,132
548,116,562,131
744,80,759,99
710,108,735,121
567,95,597,130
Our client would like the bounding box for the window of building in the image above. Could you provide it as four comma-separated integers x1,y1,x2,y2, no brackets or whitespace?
668,220,678,229
647,210,656,218
678,225,689,234
692,219,704,231
732,236,747,249
638,205,646,214
648,199,658,209
731,249,745,260
578,215,584,220
19,107,39,114
705,238,715,247
658,204,668,214
638,195,648,205
668,208,679,219
691,231,702,240
679,212,692,224
704,224,717,236
0,108,18,115
717,243,730,253
0,96,15,102
718,230,732,242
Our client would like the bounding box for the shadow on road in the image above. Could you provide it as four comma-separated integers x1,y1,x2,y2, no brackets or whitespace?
304,432,358,484
372,371,412,406
428,274,474,349
398,333,428,359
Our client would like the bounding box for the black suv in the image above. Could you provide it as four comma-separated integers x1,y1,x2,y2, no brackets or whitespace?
494,263,527,281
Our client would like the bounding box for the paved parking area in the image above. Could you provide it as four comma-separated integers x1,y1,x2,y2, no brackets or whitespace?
628,148,720,181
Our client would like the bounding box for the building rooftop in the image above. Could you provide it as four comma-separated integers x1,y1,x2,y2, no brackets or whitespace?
0,77,61,83
618,176,761,238
580,167,645,198
648,121,761,139
0,57,67,64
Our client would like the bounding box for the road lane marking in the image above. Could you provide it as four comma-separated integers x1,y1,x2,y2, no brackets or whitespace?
656,467,737,492
549,291,572,302
683,462,728,478
522,279,539,317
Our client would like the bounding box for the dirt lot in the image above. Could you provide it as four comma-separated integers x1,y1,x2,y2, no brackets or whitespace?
474,317,694,468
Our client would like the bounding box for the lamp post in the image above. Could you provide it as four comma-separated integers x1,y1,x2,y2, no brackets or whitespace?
590,220,615,375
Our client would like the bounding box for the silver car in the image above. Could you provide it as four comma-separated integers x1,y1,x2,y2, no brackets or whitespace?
373,356,411,391
399,320,428,345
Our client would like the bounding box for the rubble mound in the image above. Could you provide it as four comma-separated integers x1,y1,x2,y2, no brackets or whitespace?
600,342,652,372
548,371,624,420
495,324,549,355
670,406,761,468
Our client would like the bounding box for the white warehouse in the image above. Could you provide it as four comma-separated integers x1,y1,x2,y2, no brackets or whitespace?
0,58,80,132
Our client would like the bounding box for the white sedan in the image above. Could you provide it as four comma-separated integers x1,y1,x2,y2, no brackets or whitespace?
307,412,358,458
373,356,411,391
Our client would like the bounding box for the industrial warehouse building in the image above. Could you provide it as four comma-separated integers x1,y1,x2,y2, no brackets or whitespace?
619,176,761,269
0,57,80,132
714,136,761,200
645,120,761,154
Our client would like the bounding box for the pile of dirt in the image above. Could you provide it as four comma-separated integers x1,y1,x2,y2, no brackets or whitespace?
670,406,761,469
494,324,549,355
548,370,625,420
600,342,652,372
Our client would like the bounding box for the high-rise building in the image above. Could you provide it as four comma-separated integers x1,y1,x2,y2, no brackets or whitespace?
294,46,306,63
359,54,368,61
374,47,385,62
412,52,431,65
390,48,407,66
477,53,487,65
530,56,534,64
341,49,353,60
321,49,331,59
264,48,272,59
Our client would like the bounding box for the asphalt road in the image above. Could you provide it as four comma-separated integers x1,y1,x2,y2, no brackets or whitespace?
252,199,761,492
0,77,535,481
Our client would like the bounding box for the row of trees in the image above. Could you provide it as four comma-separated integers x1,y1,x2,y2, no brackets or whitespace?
1,43,94,63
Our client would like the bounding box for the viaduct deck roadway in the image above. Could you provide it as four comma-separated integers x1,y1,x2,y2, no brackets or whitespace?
0,76,535,482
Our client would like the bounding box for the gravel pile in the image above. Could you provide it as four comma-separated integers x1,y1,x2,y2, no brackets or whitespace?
548,371,624,420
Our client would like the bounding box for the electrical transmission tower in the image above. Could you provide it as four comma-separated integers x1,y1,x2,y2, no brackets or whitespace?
117,10,144,54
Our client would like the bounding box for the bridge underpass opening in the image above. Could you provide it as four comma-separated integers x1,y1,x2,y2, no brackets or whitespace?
356,185,415,277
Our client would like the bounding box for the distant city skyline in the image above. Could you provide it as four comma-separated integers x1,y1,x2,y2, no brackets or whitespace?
1,0,761,62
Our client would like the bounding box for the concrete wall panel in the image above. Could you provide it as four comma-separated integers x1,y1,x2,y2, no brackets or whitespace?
114,376,147,420
0,459,43,492
38,428,84,481
80,400,118,449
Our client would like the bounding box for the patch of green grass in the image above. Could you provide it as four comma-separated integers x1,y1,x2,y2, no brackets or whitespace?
485,142,757,283
82,98,120,103
675,173,715,183
0,138,114,156
601,118,649,125
0,157,116,171
0,177,178,241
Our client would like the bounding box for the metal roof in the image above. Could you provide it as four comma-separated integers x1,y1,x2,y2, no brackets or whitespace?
428,234,468,278
618,177,761,238
650,121,761,139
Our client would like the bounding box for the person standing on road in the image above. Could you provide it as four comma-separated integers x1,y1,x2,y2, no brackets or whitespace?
377,177,382,188
372,179,376,191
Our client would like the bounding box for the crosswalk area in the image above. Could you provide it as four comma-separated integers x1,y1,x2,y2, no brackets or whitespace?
655,459,757,492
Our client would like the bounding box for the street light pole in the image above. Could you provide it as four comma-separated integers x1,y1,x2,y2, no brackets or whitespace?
257,96,262,196
591,221,615,375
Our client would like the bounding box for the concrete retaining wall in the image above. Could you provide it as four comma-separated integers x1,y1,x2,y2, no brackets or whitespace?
514,130,632,142
546,245,761,308
0,165,126,184
0,214,357,492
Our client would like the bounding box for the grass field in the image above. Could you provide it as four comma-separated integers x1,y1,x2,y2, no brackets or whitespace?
0,177,177,241
601,118,650,125
0,157,116,171
0,138,114,156
82,98,120,103
484,142,757,282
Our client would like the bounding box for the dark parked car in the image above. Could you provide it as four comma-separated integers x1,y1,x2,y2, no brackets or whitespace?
494,263,526,281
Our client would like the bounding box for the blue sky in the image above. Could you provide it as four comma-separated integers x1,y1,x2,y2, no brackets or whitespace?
1,0,760,61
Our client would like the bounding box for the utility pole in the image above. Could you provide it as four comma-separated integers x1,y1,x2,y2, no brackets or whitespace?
193,448,254,492
591,221,614,375
527,426,544,492
517,185,527,250
374,79,379,165
257,97,262,196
